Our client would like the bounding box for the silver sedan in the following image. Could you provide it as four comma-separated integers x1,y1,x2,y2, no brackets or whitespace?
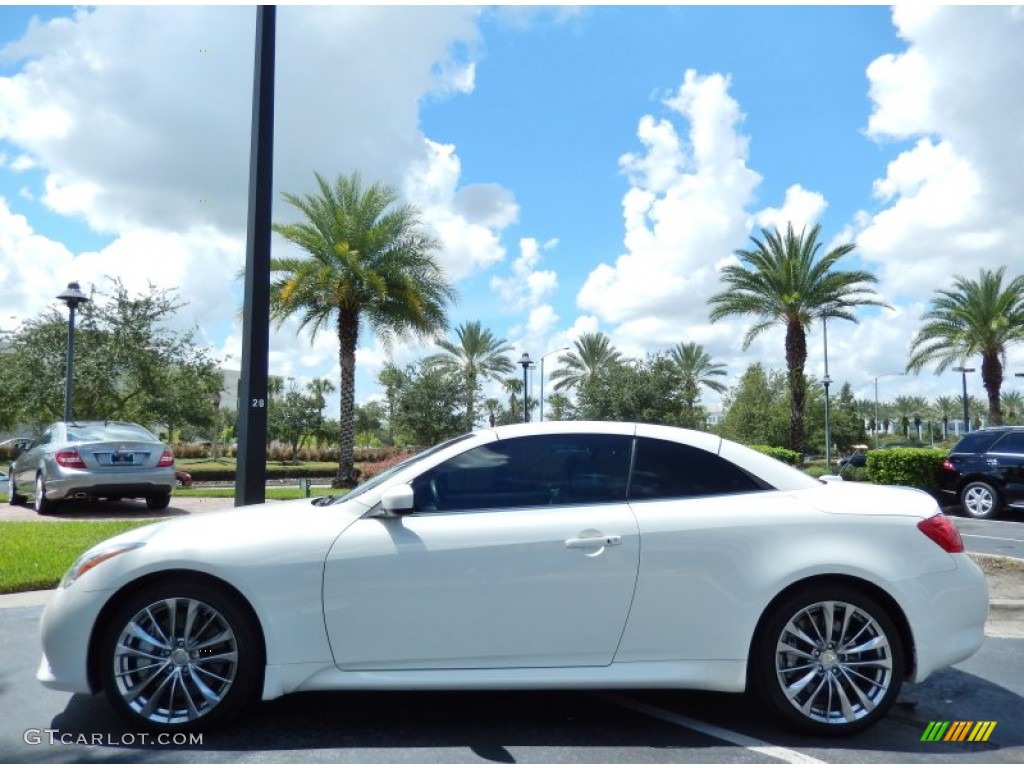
9,420,176,514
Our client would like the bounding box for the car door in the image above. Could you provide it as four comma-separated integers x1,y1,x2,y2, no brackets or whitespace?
14,426,53,494
986,431,1024,507
322,432,639,670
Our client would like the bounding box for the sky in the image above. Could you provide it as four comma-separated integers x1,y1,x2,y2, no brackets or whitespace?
1,2,1023,421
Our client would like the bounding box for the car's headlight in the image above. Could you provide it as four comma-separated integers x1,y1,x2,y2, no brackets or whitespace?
61,543,146,589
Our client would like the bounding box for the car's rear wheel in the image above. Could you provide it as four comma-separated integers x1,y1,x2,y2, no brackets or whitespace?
753,585,904,735
101,579,262,731
960,480,1000,519
9,474,26,505
34,473,58,515
146,492,171,510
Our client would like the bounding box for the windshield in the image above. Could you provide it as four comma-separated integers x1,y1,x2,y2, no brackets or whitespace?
322,433,477,505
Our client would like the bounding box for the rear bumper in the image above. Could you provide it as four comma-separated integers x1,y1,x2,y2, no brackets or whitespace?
47,472,174,501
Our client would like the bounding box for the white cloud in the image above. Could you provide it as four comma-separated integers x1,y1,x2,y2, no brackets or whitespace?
575,70,763,352
490,237,558,311
753,184,827,236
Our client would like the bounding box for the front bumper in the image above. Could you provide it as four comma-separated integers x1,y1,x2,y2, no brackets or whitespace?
37,584,112,694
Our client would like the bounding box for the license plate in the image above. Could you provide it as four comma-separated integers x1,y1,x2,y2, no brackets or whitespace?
111,453,134,465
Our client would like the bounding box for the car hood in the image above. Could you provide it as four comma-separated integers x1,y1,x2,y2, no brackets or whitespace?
71,496,372,592
792,480,941,519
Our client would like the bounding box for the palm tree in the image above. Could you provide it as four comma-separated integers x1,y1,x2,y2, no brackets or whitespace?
708,223,886,450
270,171,455,486
1002,390,1024,426
424,321,514,431
550,332,623,393
306,377,336,420
891,395,917,439
854,398,875,438
668,342,728,427
907,267,1024,427
502,376,523,423
933,395,957,440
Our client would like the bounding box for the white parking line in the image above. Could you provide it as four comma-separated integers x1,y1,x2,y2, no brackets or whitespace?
963,533,1024,545
600,693,826,764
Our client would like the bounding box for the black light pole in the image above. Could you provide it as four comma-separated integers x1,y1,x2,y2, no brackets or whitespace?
519,353,533,423
953,365,975,435
236,5,276,507
822,317,832,467
57,281,90,423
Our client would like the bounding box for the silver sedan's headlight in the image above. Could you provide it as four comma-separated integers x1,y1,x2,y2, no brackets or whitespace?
61,543,145,589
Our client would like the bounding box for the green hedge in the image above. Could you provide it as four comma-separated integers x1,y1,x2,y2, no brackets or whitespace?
748,445,803,466
866,448,947,493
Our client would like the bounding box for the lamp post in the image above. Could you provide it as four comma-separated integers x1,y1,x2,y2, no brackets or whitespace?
519,352,533,423
539,347,569,422
822,317,832,466
872,372,904,448
57,281,90,423
953,366,975,435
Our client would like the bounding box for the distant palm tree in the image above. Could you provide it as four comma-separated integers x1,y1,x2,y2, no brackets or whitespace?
502,376,523,423
1002,390,1024,426
550,332,623,393
907,267,1024,427
270,171,455,486
891,395,917,439
708,223,886,450
854,398,876,438
933,395,957,440
425,321,514,431
668,342,728,427
305,377,336,420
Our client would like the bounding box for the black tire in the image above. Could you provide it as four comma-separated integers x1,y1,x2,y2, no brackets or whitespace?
34,472,58,515
9,474,26,505
100,579,263,731
960,480,1001,520
146,492,171,511
752,584,905,735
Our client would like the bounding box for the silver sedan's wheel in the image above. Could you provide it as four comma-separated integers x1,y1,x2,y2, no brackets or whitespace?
34,473,57,514
755,586,904,734
9,474,26,505
102,581,262,730
960,481,999,519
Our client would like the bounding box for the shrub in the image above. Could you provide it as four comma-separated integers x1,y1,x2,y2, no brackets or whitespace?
748,445,803,466
356,451,418,482
866,448,947,493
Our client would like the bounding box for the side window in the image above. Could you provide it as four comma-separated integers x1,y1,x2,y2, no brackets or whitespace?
411,433,632,512
990,432,1024,454
629,437,765,501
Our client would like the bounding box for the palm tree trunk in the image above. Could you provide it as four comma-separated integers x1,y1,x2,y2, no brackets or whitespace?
981,351,1003,426
785,320,807,451
335,309,359,488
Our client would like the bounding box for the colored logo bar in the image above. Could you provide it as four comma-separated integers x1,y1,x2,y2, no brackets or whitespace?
921,721,997,742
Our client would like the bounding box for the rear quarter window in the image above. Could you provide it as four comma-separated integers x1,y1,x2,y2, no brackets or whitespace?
951,432,1003,454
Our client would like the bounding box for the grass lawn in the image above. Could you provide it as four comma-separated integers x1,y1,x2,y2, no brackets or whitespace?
174,486,340,500
0,520,155,594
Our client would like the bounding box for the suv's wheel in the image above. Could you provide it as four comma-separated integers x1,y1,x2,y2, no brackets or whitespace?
960,480,1000,519
752,585,904,735
34,473,58,515
9,474,26,505
100,579,263,731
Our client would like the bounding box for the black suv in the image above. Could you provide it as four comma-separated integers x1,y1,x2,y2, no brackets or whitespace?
939,427,1024,519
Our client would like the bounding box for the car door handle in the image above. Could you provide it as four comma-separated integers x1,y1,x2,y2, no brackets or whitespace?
565,535,622,548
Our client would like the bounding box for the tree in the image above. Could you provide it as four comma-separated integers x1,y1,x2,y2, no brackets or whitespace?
544,392,576,422
549,332,623,393
391,361,465,446
268,391,320,459
354,401,386,446
714,363,790,448
424,320,514,431
1002,390,1024,426
933,395,957,440
378,362,407,446
576,355,682,425
907,267,1024,427
270,171,456,486
306,377,336,420
668,342,728,429
708,223,886,451
0,279,221,435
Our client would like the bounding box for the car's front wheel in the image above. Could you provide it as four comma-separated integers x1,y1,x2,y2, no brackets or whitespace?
960,480,1000,519
34,473,57,515
100,579,263,731
753,585,904,735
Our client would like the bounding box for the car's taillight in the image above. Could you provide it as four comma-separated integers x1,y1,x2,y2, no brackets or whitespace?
157,449,175,467
941,458,956,472
917,513,964,553
55,449,86,469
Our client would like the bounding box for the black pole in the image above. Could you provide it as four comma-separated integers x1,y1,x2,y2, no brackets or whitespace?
961,371,969,435
63,303,76,423
236,5,276,507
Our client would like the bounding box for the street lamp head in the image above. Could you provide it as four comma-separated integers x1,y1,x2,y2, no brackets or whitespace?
519,352,533,369
952,366,976,374
822,374,833,387
57,281,90,310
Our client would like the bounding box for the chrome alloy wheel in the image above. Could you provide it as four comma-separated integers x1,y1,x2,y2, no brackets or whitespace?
112,597,239,725
774,600,894,725
962,482,997,519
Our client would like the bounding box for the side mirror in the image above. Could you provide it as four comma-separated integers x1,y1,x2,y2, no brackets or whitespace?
380,483,415,515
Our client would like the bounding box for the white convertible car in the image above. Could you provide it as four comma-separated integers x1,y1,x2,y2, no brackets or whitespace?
37,422,988,735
